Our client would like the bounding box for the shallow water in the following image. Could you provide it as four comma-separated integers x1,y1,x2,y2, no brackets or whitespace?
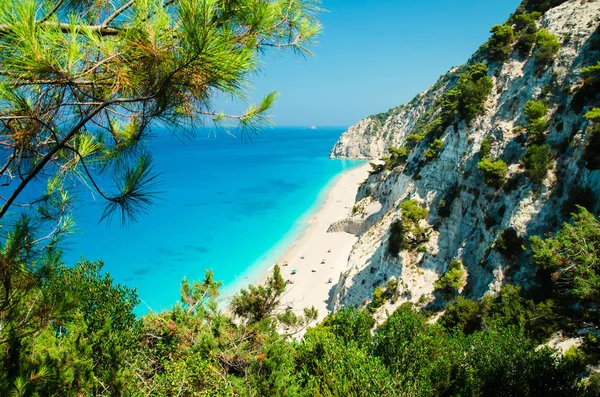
63,126,363,314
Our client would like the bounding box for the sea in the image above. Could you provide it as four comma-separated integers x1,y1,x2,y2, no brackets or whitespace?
63,126,364,314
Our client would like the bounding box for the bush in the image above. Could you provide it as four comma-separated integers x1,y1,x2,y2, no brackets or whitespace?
534,28,560,68
512,13,540,56
524,100,548,143
480,137,492,158
424,139,444,161
388,219,407,257
584,124,600,170
478,158,508,187
585,108,600,122
487,24,515,62
440,296,481,334
369,287,386,312
523,144,551,183
524,100,548,121
495,228,525,258
527,118,548,142
383,146,411,170
456,63,494,123
434,260,467,298
582,61,600,87
439,184,460,218
401,200,429,223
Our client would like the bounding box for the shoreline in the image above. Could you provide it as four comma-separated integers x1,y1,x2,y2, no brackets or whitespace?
258,162,371,324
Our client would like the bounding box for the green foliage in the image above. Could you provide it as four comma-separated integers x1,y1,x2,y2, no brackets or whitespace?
478,158,508,187
388,219,407,257
454,63,494,123
434,260,467,298
0,0,323,226
584,123,600,170
523,100,549,143
518,0,569,14
424,139,444,161
382,146,411,170
440,296,482,334
439,184,460,218
585,108,600,122
320,307,375,348
401,199,430,223
487,24,515,62
534,28,560,68
582,61,600,86
511,10,541,57
230,264,286,323
297,327,395,396
369,286,386,312
532,207,600,309
524,99,548,121
562,186,597,219
480,137,493,158
441,285,560,342
523,144,552,183
388,201,430,256
495,227,526,258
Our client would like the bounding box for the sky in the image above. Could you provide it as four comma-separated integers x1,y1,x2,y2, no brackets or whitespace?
218,0,522,127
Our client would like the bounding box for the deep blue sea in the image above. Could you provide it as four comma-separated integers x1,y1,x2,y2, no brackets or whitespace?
63,127,362,314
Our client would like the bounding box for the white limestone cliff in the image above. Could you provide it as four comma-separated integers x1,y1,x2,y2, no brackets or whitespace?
328,0,600,315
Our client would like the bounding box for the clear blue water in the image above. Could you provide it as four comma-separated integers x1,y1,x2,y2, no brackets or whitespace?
63,127,363,314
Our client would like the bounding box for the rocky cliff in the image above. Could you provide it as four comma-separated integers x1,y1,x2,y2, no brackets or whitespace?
329,0,600,316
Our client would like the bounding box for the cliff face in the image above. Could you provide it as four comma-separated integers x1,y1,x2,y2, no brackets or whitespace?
329,0,600,314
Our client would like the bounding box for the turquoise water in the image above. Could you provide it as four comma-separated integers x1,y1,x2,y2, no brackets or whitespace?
64,127,362,314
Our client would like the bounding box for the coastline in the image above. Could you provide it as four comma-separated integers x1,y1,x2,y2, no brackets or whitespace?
256,162,371,324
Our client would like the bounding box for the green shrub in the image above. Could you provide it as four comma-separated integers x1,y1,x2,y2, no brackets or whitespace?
518,0,568,14
524,100,548,143
495,228,525,258
524,100,548,121
386,200,431,254
401,200,429,223
388,219,407,257
582,61,600,86
439,184,460,218
534,28,560,68
584,124,600,170
480,137,492,158
487,24,515,62
523,144,551,183
424,139,444,160
434,260,467,298
383,146,411,170
477,158,508,187
455,63,494,123
512,13,540,56
562,187,597,219
369,286,386,312
440,296,481,334
527,118,548,142
585,108,600,122
405,133,426,148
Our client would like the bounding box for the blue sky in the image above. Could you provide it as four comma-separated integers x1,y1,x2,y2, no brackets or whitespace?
219,0,522,127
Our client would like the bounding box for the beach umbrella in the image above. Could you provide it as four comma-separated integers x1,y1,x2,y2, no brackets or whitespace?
311,268,317,272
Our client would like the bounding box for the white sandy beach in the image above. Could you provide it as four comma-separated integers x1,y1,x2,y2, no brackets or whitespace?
262,162,371,324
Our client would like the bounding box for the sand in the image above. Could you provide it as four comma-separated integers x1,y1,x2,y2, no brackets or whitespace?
262,162,371,324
